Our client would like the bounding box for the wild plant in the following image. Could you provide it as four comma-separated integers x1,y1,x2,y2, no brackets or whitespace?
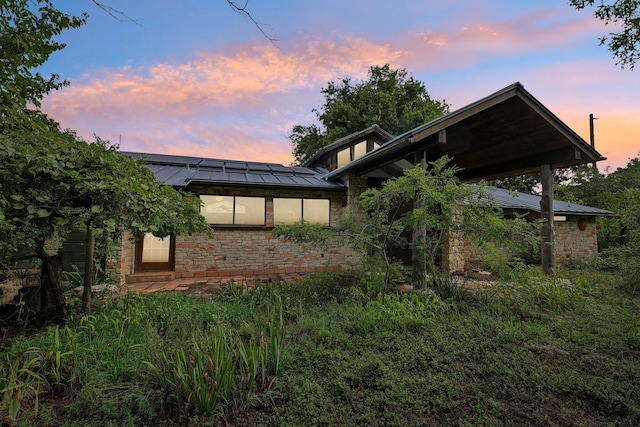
0,350,44,421
147,327,236,415
37,326,77,393
266,297,285,378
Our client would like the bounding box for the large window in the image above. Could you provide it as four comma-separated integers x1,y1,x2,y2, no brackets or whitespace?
200,195,265,225
273,198,330,225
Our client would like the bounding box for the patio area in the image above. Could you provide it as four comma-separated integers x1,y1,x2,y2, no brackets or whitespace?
123,272,307,295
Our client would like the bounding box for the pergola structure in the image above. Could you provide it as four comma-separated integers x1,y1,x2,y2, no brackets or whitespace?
323,82,606,275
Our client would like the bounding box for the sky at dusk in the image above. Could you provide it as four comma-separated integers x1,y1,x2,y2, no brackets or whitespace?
39,0,639,172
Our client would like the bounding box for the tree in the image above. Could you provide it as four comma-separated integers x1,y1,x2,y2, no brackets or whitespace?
570,0,640,69
290,65,450,165
559,155,640,250
0,129,211,322
0,0,86,130
275,158,537,291
557,155,640,286
355,158,537,289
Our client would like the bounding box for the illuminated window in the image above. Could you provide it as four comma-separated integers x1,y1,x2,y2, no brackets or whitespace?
141,234,170,263
274,198,330,225
335,140,374,169
200,195,265,225
353,141,367,160
303,199,330,225
337,148,350,169
235,196,265,225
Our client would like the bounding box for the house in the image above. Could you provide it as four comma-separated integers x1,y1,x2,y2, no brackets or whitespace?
108,82,610,284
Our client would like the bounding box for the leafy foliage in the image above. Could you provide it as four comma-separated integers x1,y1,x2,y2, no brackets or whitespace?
570,0,640,68
559,156,640,288
0,129,211,320
0,0,86,130
290,65,449,164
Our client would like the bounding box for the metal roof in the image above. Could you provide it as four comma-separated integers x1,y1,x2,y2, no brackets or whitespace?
122,152,345,190
480,186,615,217
324,82,606,183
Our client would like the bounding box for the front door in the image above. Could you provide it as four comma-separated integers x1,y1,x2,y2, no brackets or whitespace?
135,233,175,272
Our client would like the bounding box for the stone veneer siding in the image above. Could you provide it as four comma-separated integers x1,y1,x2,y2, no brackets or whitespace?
444,215,599,272
109,187,362,284
554,216,598,264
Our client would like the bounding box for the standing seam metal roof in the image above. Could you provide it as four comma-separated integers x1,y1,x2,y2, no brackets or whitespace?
479,186,615,217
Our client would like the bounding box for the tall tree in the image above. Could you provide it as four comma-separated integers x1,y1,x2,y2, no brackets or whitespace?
0,130,211,322
290,65,449,165
570,0,640,69
0,0,86,129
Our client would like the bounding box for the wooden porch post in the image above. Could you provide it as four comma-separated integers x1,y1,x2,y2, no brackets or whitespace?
412,152,428,289
540,164,555,275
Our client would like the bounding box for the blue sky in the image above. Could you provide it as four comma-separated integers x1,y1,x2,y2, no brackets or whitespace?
39,0,639,171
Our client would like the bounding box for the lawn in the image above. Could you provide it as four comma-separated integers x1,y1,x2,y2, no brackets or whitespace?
2,268,639,426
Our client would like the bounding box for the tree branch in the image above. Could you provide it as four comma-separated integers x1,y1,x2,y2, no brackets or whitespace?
227,0,278,46
91,0,141,26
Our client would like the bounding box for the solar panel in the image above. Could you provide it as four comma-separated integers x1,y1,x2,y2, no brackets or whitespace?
247,163,272,172
224,161,247,171
291,167,316,176
200,159,225,168
270,165,294,173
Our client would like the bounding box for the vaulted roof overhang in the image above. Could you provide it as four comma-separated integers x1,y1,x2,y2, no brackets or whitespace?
324,82,605,183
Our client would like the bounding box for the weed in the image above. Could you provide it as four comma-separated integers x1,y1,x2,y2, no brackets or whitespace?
0,350,44,421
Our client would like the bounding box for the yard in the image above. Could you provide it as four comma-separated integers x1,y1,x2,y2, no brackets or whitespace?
2,266,640,426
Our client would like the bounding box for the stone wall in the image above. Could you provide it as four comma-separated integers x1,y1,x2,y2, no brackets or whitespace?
444,215,599,272
110,188,362,283
554,217,598,264
171,229,357,279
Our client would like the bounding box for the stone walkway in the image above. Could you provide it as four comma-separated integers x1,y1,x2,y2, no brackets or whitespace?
123,273,307,295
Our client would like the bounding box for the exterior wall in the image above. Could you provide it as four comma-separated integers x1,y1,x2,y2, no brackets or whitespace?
112,187,362,283
106,231,135,285
554,217,598,264
441,229,465,274
171,229,357,279
445,215,599,272
345,173,368,208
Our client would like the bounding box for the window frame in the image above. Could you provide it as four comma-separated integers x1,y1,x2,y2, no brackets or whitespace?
273,197,331,226
200,195,266,226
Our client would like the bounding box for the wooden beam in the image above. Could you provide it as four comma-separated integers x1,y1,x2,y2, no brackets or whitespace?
412,151,428,289
540,164,555,275
408,88,517,144
456,146,581,182
438,129,446,144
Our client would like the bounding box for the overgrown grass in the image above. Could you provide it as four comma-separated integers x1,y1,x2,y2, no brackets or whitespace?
2,268,639,426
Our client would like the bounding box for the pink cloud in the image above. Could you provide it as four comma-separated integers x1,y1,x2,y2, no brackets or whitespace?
404,8,606,69
44,37,402,122
42,36,408,164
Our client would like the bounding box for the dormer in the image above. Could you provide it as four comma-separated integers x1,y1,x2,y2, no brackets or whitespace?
303,125,394,171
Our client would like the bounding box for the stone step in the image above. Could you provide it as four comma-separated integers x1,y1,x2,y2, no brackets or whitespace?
125,271,175,284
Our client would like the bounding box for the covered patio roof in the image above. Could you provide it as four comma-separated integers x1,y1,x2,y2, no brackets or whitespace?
324,82,605,183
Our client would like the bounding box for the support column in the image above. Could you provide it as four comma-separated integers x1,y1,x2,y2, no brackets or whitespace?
540,164,555,275
412,152,427,289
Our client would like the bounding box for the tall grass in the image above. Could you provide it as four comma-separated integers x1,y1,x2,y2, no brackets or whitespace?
2,269,639,426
